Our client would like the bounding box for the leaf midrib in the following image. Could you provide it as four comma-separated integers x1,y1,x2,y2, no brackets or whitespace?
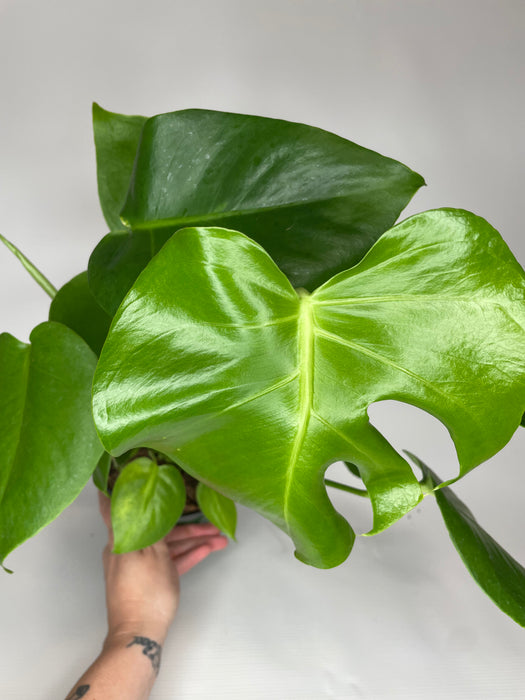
121,192,356,231
283,294,314,532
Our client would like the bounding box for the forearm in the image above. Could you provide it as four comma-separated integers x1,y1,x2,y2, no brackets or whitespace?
64,628,167,700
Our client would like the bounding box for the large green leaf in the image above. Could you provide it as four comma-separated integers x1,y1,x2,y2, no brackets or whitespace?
88,108,424,315
0,322,103,569
408,453,525,627
49,271,111,355
92,103,147,231
92,210,525,569
111,456,186,553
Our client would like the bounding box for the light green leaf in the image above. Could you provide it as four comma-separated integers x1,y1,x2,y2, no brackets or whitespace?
111,457,186,553
0,322,103,569
196,483,237,539
88,108,424,315
49,271,111,355
92,210,525,569
92,103,147,231
407,452,525,627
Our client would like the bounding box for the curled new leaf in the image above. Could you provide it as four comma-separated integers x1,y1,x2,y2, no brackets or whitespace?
92,210,525,569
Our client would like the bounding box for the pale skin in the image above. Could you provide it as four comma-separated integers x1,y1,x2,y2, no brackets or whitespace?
64,493,228,700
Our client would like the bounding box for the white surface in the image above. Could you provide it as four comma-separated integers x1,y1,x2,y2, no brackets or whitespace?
0,1,524,698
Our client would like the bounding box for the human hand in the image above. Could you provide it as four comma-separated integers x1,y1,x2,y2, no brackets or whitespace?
98,491,228,646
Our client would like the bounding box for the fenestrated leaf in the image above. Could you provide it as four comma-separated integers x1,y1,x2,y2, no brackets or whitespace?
0,322,103,569
88,108,424,315
49,271,111,355
92,103,147,231
111,456,186,553
407,452,525,627
196,483,237,539
92,210,525,569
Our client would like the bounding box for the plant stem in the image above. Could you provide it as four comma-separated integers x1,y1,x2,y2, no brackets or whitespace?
324,478,370,498
0,233,57,299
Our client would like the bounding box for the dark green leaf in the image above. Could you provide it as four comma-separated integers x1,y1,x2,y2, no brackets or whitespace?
408,452,525,627
111,457,186,553
520,412,524,427
344,461,361,478
88,230,156,316
92,103,147,231
0,322,103,568
92,210,525,569
93,451,112,495
89,108,424,315
49,271,111,355
196,483,237,539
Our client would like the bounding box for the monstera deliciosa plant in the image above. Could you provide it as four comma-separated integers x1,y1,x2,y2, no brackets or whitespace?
1,105,525,626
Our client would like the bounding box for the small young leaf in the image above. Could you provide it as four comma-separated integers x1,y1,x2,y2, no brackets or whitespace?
196,483,237,539
0,322,103,569
49,271,111,355
407,452,525,628
111,457,186,553
92,103,147,231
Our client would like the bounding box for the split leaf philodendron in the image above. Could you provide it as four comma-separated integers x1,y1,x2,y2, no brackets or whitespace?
1,105,524,626
91,214,525,568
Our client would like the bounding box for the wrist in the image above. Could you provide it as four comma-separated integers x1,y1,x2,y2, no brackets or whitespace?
104,623,169,652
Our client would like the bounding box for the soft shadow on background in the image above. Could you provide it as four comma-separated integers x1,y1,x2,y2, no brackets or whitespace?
0,1,524,698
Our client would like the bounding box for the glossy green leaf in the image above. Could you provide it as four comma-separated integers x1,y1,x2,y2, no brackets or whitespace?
92,103,147,231
93,451,112,495
0,322,103,569
111,457,186,553
196,483,237,539
88,108,424,315
49,271,111,355
92,210,525,569
408,452,525,627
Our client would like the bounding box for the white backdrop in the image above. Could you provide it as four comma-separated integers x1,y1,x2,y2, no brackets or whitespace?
0,1,524,698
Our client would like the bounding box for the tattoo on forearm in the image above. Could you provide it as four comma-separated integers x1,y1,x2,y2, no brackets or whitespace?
66,685,90,699
126,636,162,675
